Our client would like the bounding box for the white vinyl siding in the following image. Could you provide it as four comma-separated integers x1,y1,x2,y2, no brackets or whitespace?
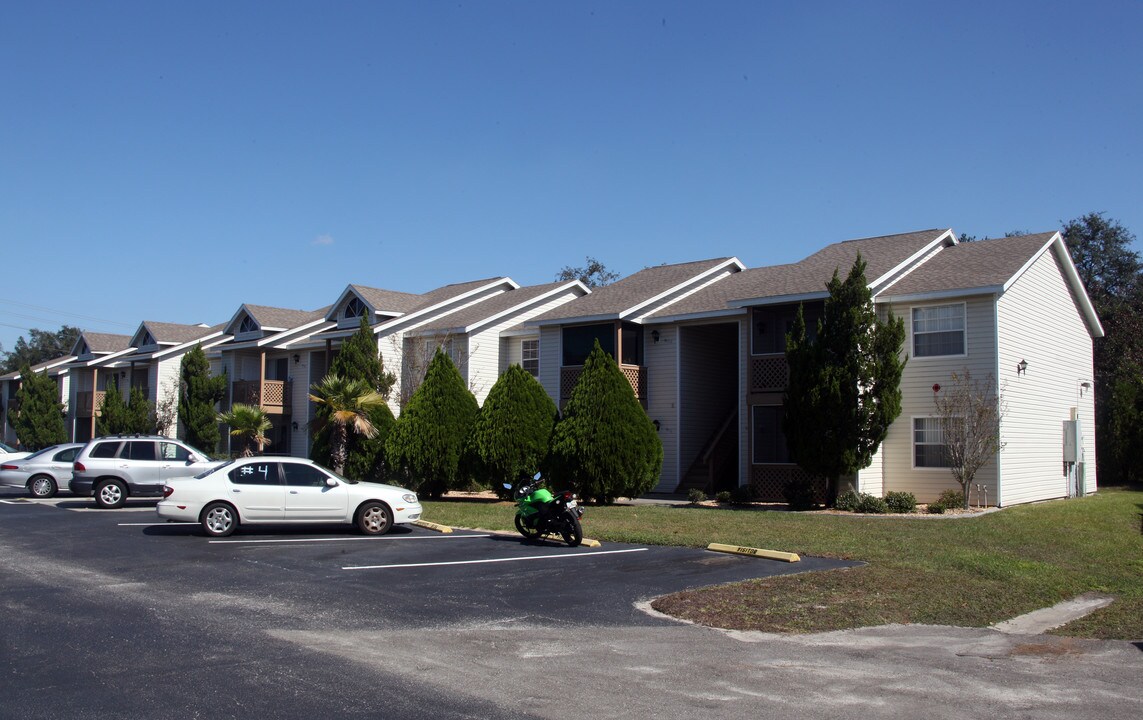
538,326,561,405
645,325,677,493
996,248,1098,505
877,296,997,503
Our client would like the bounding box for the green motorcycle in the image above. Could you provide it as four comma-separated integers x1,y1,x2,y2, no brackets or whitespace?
506,475,584,547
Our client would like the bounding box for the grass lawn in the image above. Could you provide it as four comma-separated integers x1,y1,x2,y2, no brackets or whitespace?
422,487,1143,640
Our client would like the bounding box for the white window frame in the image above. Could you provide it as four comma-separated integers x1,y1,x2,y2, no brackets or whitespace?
912,416,952,469
911,303,966,358
521,339,539,377
343,297,367,321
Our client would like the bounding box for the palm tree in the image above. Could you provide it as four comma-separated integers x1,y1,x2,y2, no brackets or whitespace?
309,373,387,475
217,403,272,457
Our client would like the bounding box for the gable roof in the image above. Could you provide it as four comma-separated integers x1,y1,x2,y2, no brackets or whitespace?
325,284,426,322
0,354,77,381
415,280,588,334
71,331,133,356
877,232,1104,337
131,320,219,347
532,258,742,325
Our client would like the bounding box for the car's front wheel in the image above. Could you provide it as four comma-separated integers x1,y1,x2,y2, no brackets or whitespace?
357,501,393,535
28,475,58,498
201,502,237,537
95,480,127,509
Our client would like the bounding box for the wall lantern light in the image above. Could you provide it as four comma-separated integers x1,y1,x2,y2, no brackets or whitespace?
652,419,661,432
291,421,299,431
651,330,660,343
1017,359,1028,376
293,354,300,364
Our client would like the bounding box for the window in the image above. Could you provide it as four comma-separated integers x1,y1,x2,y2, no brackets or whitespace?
53,447,80,462
229,463,280,486
239,315,258,334
160,442,192,461
752,304,821,355
521,339,539,376
91,441,122,459
619,322,643,366
344,297,367,320
282,463,331,487
126,442,157,461
752,405,791,464
914,417,951,468
912,304,965,357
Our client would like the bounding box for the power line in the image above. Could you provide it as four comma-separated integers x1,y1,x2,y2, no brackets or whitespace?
0,298,135,328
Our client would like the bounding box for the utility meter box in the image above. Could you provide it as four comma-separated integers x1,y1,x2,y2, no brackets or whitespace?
1062,420,1079,463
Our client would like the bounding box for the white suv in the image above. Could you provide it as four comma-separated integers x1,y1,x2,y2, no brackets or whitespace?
69,436,217,508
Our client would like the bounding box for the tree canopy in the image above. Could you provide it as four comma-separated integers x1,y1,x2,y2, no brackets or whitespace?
10,365,66,450
783,254,906,505
178,344,227,452
308,373,388,476
0,326,83,375
555,257,619,288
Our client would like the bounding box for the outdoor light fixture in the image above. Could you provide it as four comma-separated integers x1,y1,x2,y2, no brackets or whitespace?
1017,359,1028,376
651,330,660,343
292,421,299,431
293,354,300,364
653,419,661,431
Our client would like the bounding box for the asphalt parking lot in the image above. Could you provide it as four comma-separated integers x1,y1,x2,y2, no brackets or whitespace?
3,487,1142,720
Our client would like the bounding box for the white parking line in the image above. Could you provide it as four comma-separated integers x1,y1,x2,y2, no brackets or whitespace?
0,499,21,505
212,533,492,545
343,547,648,571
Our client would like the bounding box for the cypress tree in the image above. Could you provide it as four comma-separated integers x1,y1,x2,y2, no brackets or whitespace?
385,349,478,498
97,383,130,436
548,340,662,503
468,364,558,499
783,254,906,505
178,344,227,453
11,364,66,450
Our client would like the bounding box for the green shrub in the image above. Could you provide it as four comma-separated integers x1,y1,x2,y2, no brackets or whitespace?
687,488,707,505
835,490,861,512
855,493,889,514
927,501,947,514
783,479,820,511
730,486,755,505
715,490,732,504
936,489,966,510
385,349,479,498
885,491,917,514
467,365,558,500
548,341,663,503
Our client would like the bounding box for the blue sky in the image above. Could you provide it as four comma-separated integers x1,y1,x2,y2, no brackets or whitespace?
2,1,1141,353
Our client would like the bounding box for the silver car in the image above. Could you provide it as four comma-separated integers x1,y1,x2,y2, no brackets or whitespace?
0,443,85,498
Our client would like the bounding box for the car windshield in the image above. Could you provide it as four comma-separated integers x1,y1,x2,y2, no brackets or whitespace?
195,459,235,478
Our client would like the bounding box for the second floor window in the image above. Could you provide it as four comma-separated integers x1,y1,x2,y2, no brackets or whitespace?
912,304,965,357
239,316,258,334
344,297,367,320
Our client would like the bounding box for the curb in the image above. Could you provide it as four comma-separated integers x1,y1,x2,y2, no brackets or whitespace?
707,542,800,563
413,520,454,534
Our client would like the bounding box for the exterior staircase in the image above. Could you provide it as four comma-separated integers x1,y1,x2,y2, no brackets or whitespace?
675,408,738,496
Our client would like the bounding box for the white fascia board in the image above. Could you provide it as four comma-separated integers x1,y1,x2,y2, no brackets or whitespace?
373,280,516,335
728,291,829,309
644,307,747,325
464,281,589,334
620,259,745,320
499,327,538,338
267,321,339,349
76,347,139,368
875,286,1004,304
867,229,956,290
532,312,622,328
151,332,229,361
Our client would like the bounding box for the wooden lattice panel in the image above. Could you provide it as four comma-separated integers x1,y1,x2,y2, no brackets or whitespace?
560,365,645,406
619,365,646,398
751,355,789,392
750,464,825,503
262,380,287,406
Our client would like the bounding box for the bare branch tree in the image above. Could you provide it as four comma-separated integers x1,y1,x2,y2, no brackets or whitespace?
932,369,1007,508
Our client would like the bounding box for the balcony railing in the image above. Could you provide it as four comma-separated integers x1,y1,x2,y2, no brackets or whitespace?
750,354,789,393
75,390,106,418
231,380,292,414
560,364,647,407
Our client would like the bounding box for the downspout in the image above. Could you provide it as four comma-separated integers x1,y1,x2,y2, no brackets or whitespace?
993,292,1002,508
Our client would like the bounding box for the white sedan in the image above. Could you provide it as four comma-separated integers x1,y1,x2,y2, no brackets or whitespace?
157,457,422,537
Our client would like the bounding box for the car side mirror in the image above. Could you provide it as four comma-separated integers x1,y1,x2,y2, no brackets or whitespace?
326,478,339,488
186,455,198,464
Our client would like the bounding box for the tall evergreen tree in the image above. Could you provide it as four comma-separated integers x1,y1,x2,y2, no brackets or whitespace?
178,344,227,453
547,341,662,503
783,254,906,505
385,349,478,498
10,365,66,450
468,364,559,499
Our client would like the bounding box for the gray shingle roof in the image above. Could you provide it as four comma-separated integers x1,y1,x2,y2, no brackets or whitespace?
81,332,134,354
244,305,330,330
416,281,578,333
405,277,513,315
647,229,953,319
879,233,1057,297
533,258,735,322
348,285,425,315
139,320,219,345
0,354,76,380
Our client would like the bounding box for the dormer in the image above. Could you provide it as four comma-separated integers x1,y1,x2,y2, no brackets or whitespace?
326,285,423,331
